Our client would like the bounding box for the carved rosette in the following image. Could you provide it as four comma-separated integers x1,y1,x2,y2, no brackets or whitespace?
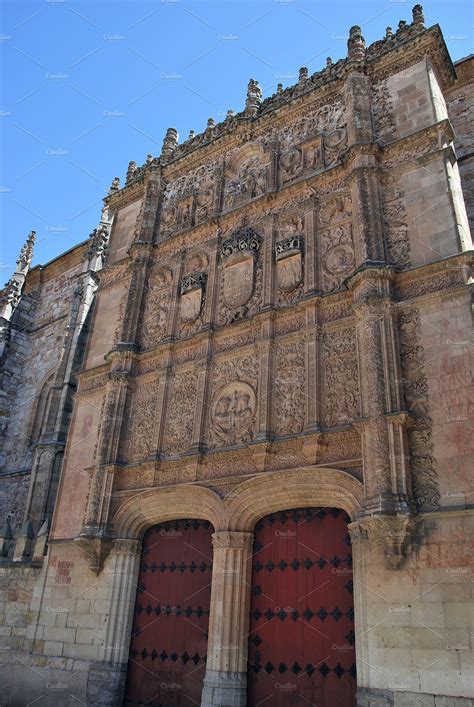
273,340,305,437
207,354,259,449
139,265,174,349
398,309,440,510
218,228,262,325
319,195,355,292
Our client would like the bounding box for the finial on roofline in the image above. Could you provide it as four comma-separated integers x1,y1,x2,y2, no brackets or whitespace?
245,78,262,117
347,25,366,62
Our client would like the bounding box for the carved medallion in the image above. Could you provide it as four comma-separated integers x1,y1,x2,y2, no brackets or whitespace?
210,382,256,445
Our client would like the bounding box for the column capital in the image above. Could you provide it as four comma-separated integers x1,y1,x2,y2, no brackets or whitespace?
212,531,253,550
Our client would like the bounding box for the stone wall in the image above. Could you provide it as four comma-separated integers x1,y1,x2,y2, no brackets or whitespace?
0,246,87,540
0,7,472,707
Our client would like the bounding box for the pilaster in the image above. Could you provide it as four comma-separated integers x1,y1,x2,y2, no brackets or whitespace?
201,531,254,707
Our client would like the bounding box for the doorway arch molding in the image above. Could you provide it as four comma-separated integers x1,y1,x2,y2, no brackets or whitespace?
111,466,363,541
226,466,364,531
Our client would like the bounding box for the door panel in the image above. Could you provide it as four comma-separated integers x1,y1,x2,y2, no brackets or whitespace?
124,519,213,706
248,507,356,706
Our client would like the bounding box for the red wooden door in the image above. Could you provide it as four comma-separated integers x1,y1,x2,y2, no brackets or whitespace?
124,519,213,706
248,507,356,706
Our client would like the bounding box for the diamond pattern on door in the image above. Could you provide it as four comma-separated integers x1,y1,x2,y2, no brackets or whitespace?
124,519,213,706
248,508,356,706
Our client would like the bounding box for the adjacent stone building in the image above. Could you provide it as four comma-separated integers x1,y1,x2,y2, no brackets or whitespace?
0,6,472,706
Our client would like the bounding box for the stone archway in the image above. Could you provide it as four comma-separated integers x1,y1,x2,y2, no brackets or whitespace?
87,485,224,706
202,467,364,707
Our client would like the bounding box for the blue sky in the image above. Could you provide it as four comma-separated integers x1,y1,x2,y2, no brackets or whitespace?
1,0,472,277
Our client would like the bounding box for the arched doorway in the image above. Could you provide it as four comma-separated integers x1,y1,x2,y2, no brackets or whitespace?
124,518,214,706
247,507,356,706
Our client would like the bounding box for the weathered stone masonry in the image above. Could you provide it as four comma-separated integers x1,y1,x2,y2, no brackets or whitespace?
0,6,473,706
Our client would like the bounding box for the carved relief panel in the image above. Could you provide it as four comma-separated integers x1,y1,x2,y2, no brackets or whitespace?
162,368,198,457
139,264,174,350
381,175,411,269
224,145,268,210
322,326,360,428
276,100,347,188
120,377,160,464
207,354,259,449
159,160,219,238
178,251,209,340
398,309,439,510
273,339,305,437
318,194,355,293
218,228,263,325
276,213,305,306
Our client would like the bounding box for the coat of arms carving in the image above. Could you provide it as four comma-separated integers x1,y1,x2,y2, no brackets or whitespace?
275,235,304,292
180,271,206,323
220,228,261,309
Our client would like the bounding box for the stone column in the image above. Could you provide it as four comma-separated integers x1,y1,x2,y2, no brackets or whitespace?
87,538,141,706
201,531,254,707
351,267,413,567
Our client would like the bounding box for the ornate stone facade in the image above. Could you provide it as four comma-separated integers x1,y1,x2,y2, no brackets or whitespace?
0,7,473,707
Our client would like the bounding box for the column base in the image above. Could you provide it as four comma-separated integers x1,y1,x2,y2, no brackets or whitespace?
86,661,127,706
201,669,247,707
357,686,473,706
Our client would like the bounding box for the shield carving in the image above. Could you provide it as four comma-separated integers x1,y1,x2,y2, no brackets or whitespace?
180,271,206,323
277,252,302,291
223,256,254,307
181,287,202,322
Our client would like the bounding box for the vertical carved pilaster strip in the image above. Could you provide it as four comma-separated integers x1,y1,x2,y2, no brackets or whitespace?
262,221,274,309
202,531,253,707
202,246,218,327
148,368,169,460
190,354,211,453
304,300,322,433
268,140,279,193
344,70,373,146
352,269,411,513
168,253,186,340
349,166,385,268
255,330,273,442
304,202,317,295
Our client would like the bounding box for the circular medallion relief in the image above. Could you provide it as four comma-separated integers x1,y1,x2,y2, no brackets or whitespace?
324,246,354,275
211,382,256,443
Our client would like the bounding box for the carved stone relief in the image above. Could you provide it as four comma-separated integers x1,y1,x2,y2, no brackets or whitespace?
139,265,173,349
208,354,259,449
162,369,198,456
276,214,305,306
323,327,360,428
273,340,305,437
318,195,355,292
160,160,219,238
224,147,267,210
218,228,262,324
398,309,440,510
120,378,160,464
382,177,411,269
